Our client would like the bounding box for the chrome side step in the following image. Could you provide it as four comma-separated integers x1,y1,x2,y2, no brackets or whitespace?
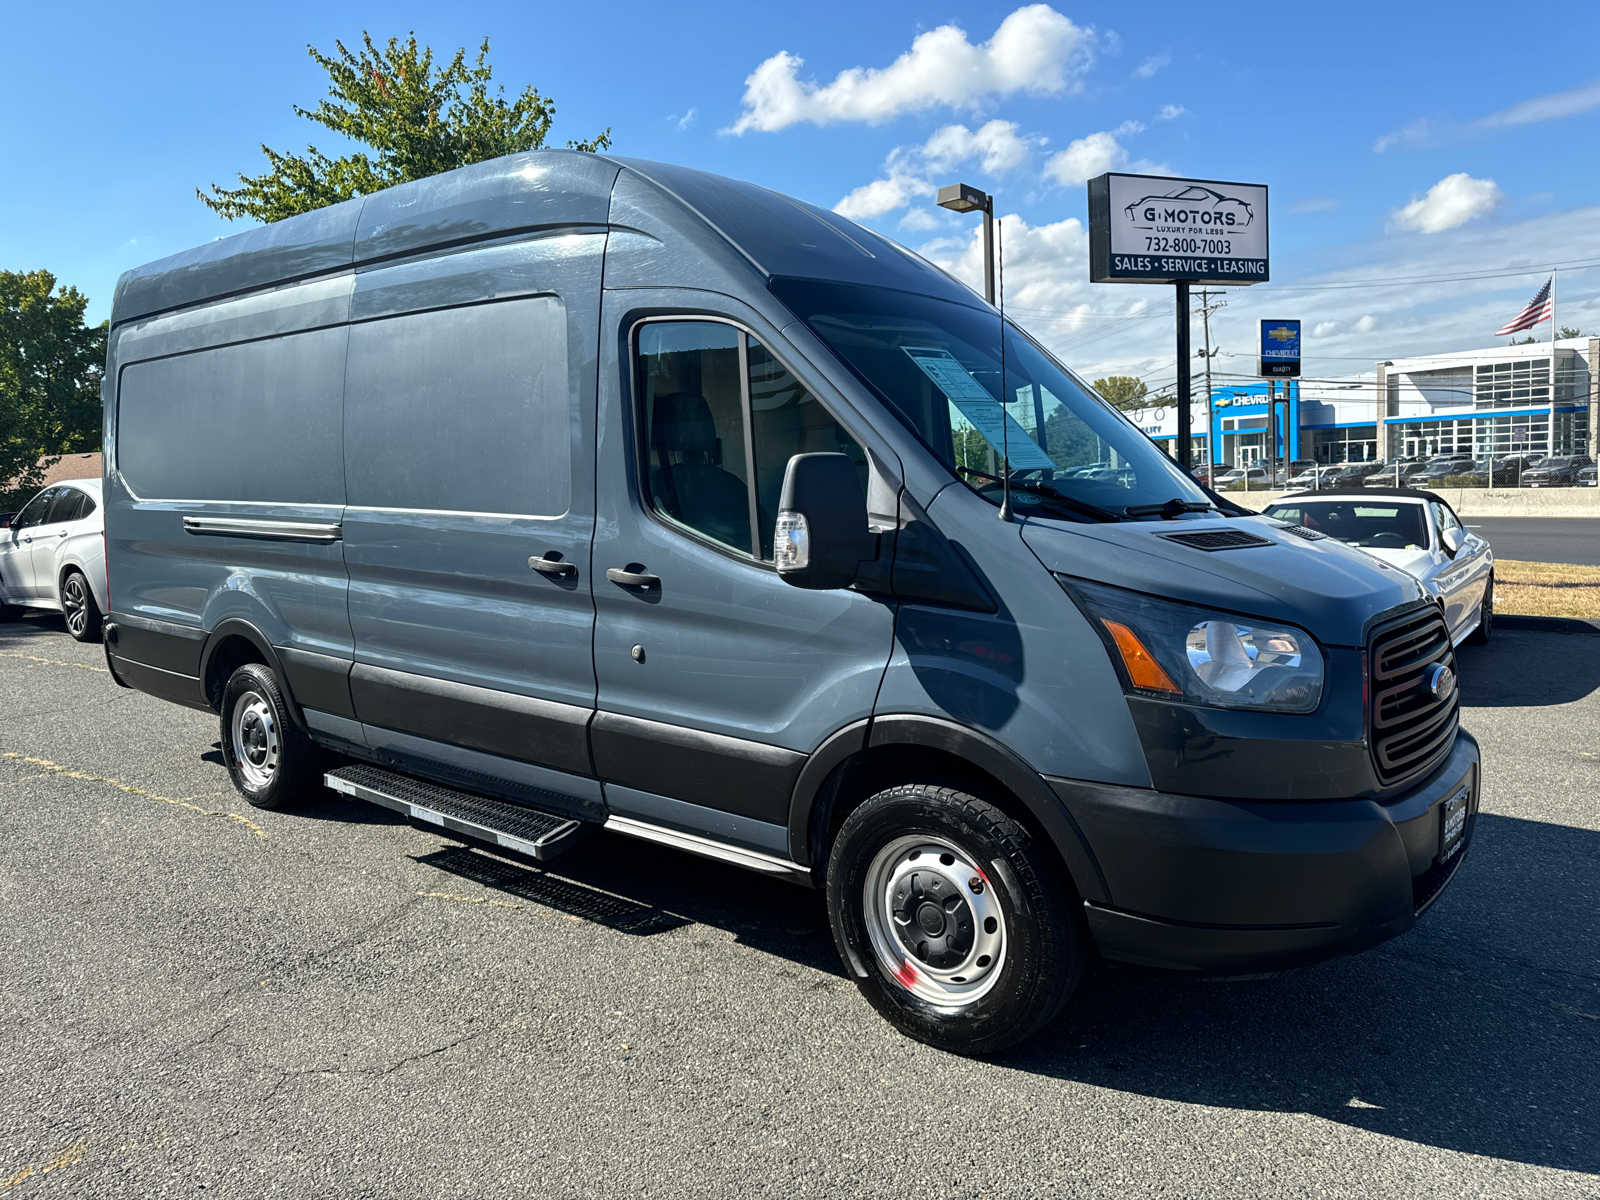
325,763,593,862
603,814,811,883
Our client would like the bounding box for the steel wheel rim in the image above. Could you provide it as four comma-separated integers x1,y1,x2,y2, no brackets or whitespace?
862,835,1007,1008
62,575,86,634
230,691,279,790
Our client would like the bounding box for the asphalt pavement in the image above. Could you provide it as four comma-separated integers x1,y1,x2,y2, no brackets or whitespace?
1464,517,1600,565
1,612,1597,1198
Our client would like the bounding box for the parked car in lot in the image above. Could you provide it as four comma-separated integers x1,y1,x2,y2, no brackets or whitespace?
100,150,1480,1054
1330,461,1385,486
1215,465,1271,487
1519,454,1594,487
1365,460,1431,487
0,478,106,641
1413,457,1480,486
1490,453,1545,484
1264,489,1493,647
1285,464,1345,490
1579,465,1597,487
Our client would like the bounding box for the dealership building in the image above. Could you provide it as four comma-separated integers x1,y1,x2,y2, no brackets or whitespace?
1127,336,1599,467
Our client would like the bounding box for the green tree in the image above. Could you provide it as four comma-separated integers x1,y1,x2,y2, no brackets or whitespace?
1092,375,1149,411
1,271,107,505
199,33,612,223
1558,325,1584,339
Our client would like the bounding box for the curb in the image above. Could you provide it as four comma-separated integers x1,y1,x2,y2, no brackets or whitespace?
1495,615,1600,637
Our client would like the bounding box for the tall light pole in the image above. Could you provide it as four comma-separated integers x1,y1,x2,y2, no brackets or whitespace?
937,182,995,304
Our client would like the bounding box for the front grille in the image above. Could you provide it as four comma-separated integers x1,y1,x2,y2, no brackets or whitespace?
1369,607,1458,787
1161,529,1273,551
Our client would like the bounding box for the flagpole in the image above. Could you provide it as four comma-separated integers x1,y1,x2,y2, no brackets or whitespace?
1551,269,1558,455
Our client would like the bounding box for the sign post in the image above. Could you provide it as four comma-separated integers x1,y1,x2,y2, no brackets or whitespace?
1089,173,1270,472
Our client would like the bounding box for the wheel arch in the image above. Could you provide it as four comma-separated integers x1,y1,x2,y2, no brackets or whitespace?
789,714,1110,905
199,619,304,729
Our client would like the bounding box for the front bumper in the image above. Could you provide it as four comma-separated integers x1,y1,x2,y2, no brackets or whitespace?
1048,729,1480,976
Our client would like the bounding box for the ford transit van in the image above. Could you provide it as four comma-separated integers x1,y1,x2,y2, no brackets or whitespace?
102,152,1478,1053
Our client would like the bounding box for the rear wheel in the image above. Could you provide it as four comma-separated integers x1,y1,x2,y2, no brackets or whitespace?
220,663,322,810
826,783,1084,1055
1467,576,1493,645
60,569,102,642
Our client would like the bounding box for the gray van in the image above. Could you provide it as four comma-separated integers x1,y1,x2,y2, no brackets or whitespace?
102,151,1478,1053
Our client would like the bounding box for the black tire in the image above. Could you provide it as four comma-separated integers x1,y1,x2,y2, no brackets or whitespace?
60,569,103,643
219,663,322,810
826,783,1084,1055
1467,576,1493,646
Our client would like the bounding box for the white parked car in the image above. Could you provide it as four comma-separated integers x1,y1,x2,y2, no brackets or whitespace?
1263,488,1494,647
0,478,108,641
1284,465,1345,490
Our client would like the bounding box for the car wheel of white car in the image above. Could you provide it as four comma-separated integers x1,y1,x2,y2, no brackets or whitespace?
60,569,103,643
1467,577,1493,646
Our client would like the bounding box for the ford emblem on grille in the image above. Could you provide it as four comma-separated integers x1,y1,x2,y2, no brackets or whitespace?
1427,663,1456,702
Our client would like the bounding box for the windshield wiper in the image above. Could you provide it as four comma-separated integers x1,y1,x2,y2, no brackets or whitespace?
955,466,1123,522
1121,498,1215,519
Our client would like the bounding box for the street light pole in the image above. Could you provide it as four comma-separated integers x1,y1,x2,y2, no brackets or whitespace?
937,182,995,304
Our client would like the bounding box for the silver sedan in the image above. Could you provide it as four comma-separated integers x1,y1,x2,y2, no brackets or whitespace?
1262,490,1494,647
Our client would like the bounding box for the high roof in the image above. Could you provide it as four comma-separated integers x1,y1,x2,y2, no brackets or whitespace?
111,151,977,328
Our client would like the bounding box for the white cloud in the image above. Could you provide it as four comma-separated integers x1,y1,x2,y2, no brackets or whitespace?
1374,77,1600,153
668,108,697,131
899,208,939,232
1042,120,1157,186
1477,77,1600,129
922,120,1035,174
833,120,1039,219
1312,320,1339,337
1390,174,1505,234
1354,315,1377,333
1156,104,1186,120
726,5,1094,133
1133,54,1169,79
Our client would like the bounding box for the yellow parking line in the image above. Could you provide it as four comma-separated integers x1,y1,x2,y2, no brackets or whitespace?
418,890,525,911
0,752,268,840
0,651,109,673
0,1141,86,1190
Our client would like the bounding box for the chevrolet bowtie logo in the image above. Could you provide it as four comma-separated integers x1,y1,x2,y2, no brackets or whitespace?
1266,326,1296,343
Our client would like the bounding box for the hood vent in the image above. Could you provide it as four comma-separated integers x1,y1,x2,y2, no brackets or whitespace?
1161,529,1274,551
1278,523,1327,541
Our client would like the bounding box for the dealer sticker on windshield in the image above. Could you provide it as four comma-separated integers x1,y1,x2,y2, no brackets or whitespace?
1439,785,1471,866
901,347,1056,470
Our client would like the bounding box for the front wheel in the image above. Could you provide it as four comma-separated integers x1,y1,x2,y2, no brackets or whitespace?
826,783,1084,1055
1467,576,1493,645
220,663,322,810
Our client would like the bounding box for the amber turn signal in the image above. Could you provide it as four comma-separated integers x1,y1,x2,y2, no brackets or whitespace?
1101,619,1181,693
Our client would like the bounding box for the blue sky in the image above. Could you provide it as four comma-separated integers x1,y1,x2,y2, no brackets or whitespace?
7,0,1600,391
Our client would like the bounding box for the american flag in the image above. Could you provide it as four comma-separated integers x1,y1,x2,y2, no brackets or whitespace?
1496,278,1553,336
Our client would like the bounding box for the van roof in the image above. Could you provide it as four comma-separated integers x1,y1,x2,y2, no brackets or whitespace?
112,150,977,328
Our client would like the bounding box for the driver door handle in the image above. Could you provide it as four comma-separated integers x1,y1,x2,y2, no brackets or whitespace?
606,565,660,589
20,535,31,543
528,553,577,577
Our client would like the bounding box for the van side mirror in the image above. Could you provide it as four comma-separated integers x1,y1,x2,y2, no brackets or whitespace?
1441,526,1466,555
774,453,875,590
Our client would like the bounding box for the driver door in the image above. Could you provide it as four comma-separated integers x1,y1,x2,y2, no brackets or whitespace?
0,488,57,599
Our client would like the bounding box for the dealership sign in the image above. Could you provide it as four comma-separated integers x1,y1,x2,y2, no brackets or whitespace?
1259,319,1301,377
1088,173,1270,285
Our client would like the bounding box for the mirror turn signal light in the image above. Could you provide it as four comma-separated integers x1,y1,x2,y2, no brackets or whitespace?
1101,619,1181,693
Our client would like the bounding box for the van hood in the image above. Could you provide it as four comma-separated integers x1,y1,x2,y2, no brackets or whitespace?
1019,514,1427,647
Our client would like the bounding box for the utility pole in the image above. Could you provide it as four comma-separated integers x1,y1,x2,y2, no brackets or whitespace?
1196,289,1226,470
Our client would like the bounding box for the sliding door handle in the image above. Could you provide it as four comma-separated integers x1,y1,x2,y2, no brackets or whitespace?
605,565,660,589
528,553,577,577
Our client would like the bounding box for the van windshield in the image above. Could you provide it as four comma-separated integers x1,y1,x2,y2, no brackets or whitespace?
769,277,1208,519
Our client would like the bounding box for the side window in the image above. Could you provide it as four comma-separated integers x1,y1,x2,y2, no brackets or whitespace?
14,489,56,529
75,493,97,521
47,490,85,524
748,337,866,560
636,322,866,563
637,322,753,555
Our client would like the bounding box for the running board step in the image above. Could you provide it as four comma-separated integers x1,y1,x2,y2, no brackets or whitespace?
325,763,593,862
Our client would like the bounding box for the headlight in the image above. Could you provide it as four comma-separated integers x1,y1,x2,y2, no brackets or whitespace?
1060,576,1324,713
